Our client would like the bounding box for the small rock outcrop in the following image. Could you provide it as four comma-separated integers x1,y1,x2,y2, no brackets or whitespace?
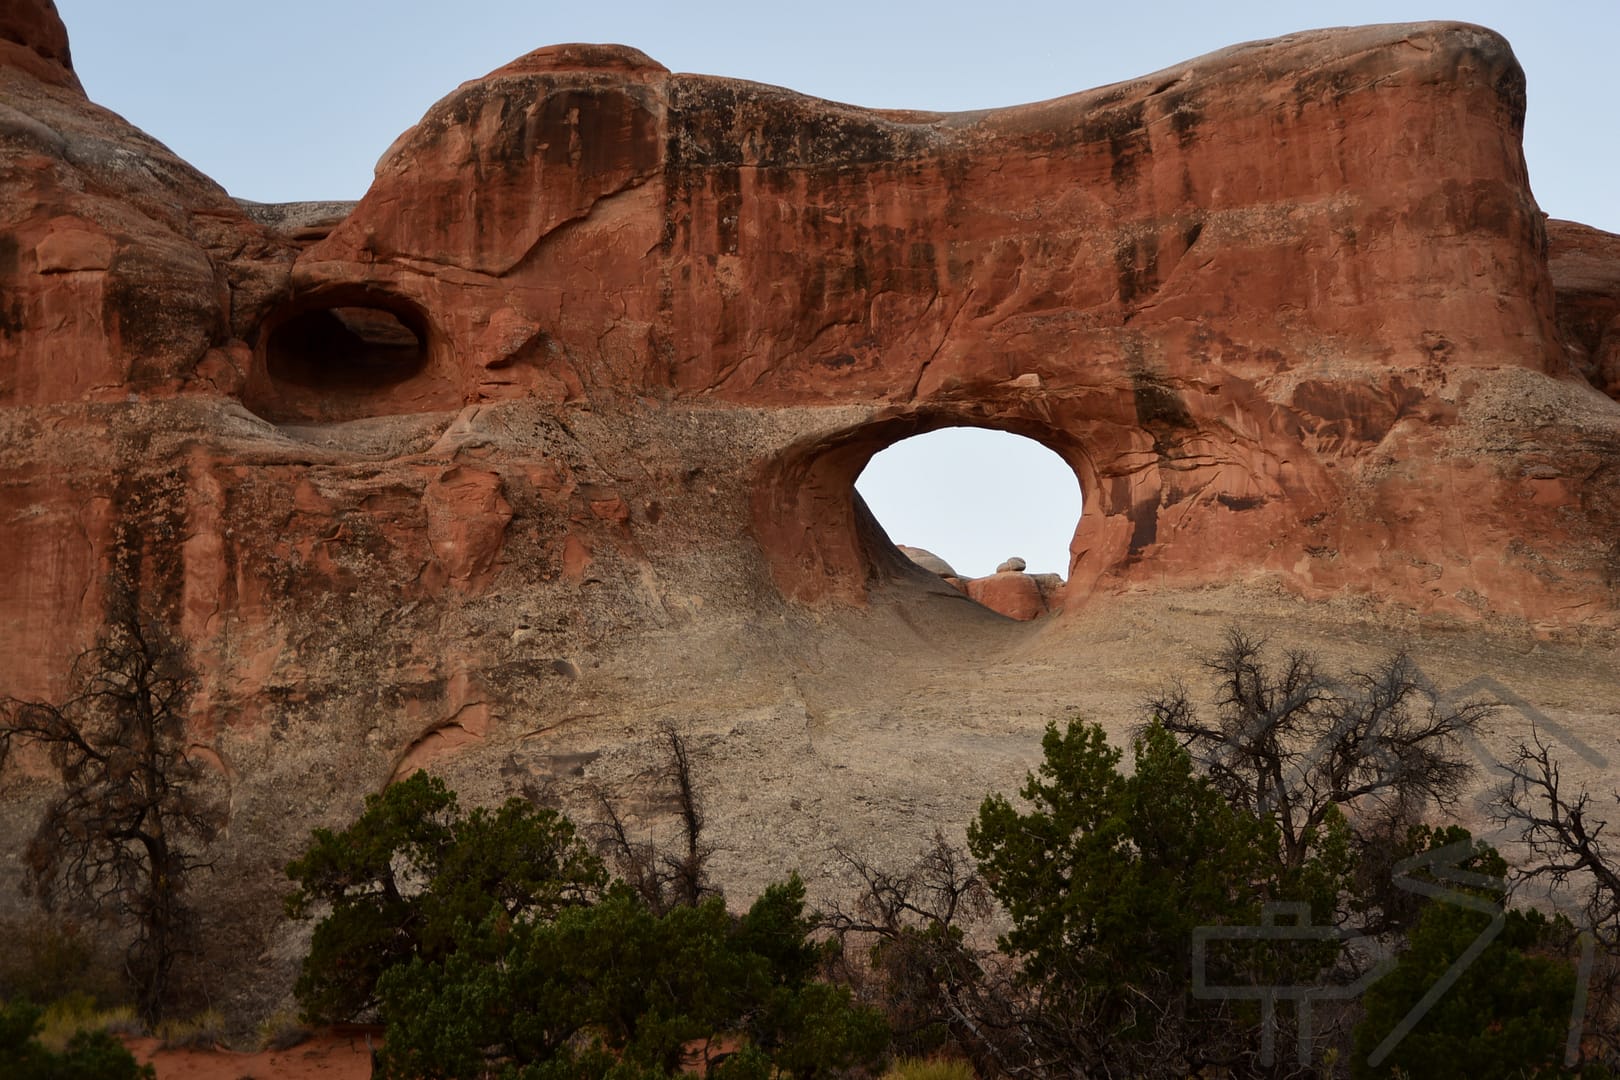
898,545,959,578
898,548,1061,619
967,572,1049,621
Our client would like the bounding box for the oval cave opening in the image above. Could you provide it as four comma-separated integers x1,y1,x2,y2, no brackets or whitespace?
856,427,1083,620
251,292,463,423
266,304,427,391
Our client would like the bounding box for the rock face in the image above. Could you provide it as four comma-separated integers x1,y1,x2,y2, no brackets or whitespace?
0,0,77,89
249,20,1614,627
1550,219,1620,399
8,16,1616,645
898,546,959,578
966,572,1049,622
4,3,1620,1017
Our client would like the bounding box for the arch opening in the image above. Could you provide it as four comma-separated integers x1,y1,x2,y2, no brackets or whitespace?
752,408,1103,618
247,288,462,423
856,427,1083,620
266,305,426,391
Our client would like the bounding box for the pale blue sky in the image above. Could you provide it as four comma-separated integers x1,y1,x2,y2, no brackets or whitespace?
56,0,1616,231
859,430,1082,577
52,1,1616,579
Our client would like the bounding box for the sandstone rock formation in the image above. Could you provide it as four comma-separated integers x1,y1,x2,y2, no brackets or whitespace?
11,14,1614,638
4,0,1620,1021
0,0,77,90
966,572,1048,622
898,545,959,578
6,10,1616,657
1550,219,1620,399
897,546,1058,620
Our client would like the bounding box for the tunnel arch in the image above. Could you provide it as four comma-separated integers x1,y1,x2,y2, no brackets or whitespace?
856,427,1082,582
752,404,1114,613
245,285,463,423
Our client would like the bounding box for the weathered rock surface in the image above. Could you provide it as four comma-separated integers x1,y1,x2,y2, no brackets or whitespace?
7,16,1614,638
3,2,1620,1022
898,545,958,578
1550,219,1620,399
966,571,1048,621
897,548,1056,619
259,19,1616,626
236,199,358,244
0,0,77,89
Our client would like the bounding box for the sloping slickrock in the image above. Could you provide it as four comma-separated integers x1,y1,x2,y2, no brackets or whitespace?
898,545,958,578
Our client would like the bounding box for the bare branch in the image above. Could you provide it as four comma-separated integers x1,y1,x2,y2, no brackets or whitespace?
0,585,226,1024
1494,726,1620,936
586,722,716,914
1152,629,1487,880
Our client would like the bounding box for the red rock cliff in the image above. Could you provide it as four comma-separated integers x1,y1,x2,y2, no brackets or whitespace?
282,23,1607,619
1,16,1617,707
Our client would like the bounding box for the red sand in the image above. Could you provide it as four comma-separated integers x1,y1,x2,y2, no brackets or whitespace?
126,1029,374,1079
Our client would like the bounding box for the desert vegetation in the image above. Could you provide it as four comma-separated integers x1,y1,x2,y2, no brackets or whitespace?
0,583,225,1029
8,616,1620,1077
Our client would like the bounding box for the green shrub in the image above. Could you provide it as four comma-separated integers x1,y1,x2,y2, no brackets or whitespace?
0,998,153,1080
967,718,1352,1072
0,917,124,1007
284,769,607,1023
153,1008,225,1050
375,876,887,1079
1353,829,1592,1080
289,772,886,1078
884,1057,977,1080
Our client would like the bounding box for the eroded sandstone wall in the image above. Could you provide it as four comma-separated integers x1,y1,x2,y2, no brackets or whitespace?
3,5,1618,694
0,2,1616,814
1550,219,1620,398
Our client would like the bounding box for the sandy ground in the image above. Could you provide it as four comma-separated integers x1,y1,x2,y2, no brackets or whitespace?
49,578,1620,1034
127,1029,375,1079
493,576,1620,913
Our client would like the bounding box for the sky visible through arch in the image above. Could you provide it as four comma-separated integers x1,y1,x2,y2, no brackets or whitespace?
857,429,1082,579
52,0,1617,582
